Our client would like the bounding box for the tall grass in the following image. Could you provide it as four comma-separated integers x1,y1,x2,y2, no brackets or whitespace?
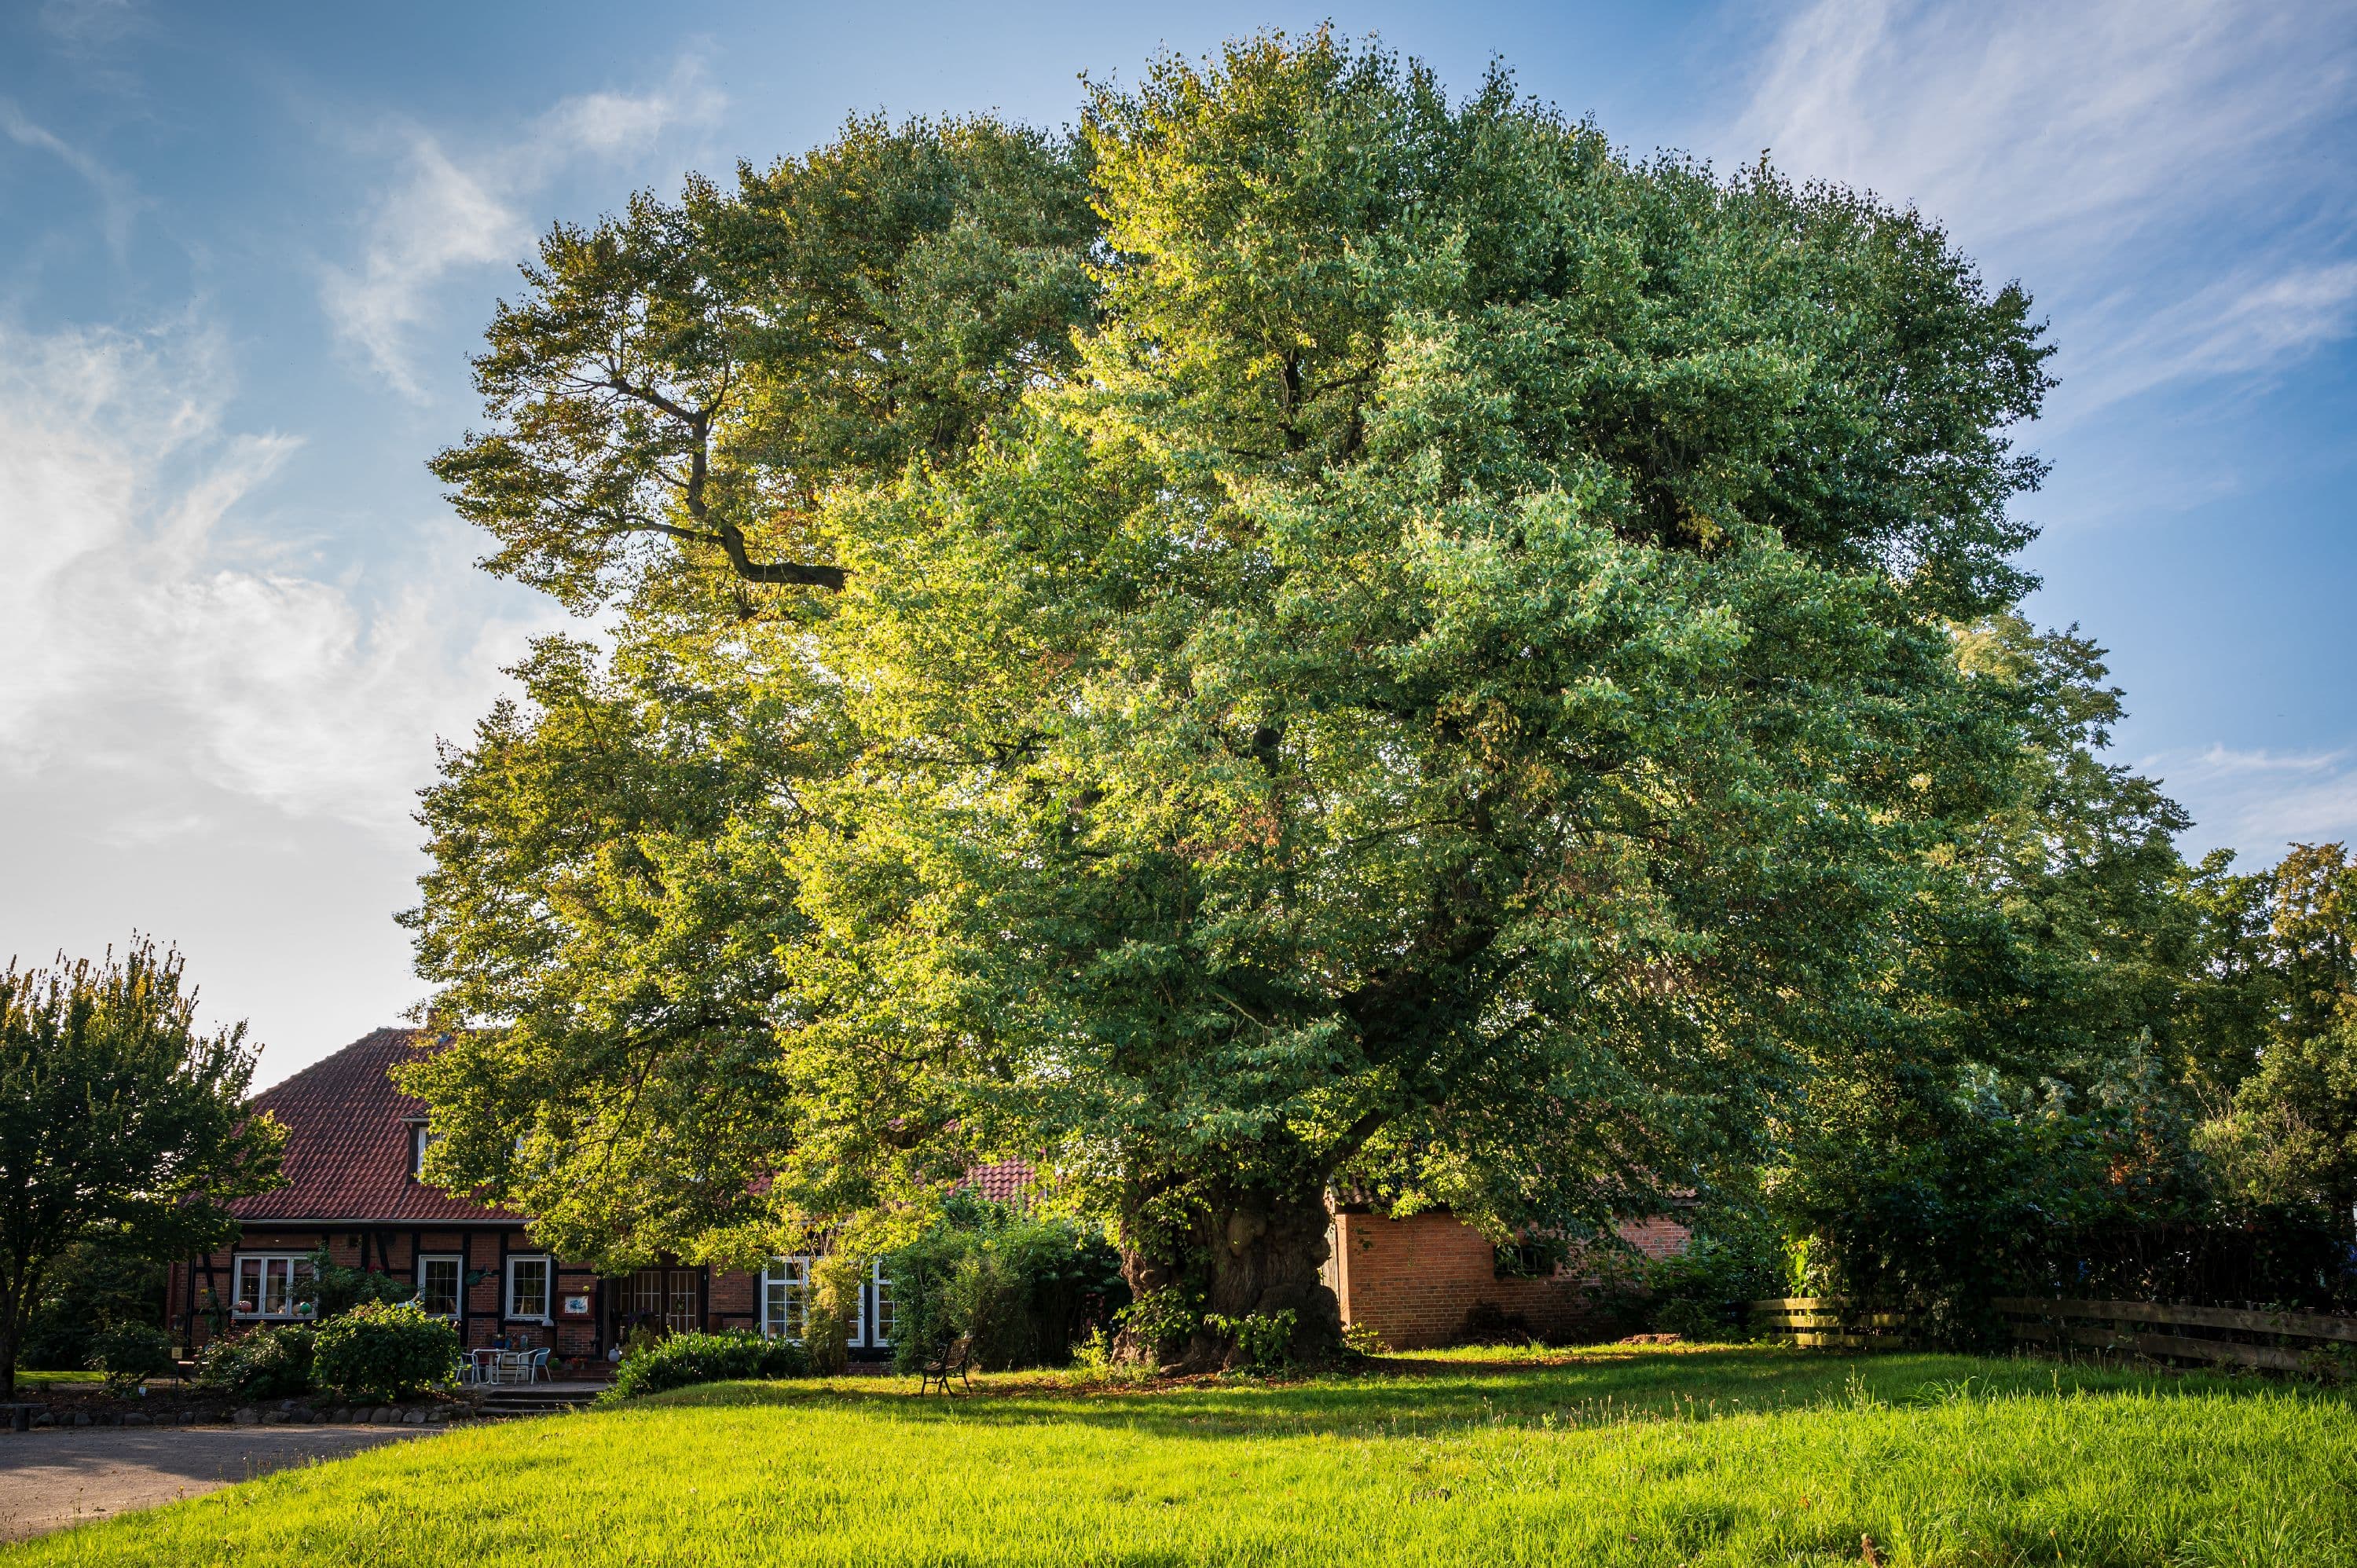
13,1346,2355,1566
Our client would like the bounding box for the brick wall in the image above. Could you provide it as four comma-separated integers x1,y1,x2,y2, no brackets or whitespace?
1330,1210,1689,1350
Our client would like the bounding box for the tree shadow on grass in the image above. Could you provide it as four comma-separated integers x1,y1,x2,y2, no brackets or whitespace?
643,1346,2289,1442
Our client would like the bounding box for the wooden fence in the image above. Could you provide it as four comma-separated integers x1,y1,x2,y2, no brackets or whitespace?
1749,1298,1914,1350
1750,1295,2357,1372
1993,1297,2357,1372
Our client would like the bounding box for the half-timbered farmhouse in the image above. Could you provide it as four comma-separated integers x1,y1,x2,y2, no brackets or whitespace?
167,1029,900,1365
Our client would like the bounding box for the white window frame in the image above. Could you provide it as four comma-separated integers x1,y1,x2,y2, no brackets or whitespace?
230,1252,315,1320
866,1259,895,1350
761,1256,809,1343
759,1257,894,1347
416,1253,462,1319
505,1255,552,1322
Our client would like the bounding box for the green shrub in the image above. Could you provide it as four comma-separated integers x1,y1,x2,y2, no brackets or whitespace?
196,1324,314,1399
1204,1309,1297,1373
886,1199,1128,1373
1115,1284,1200,1359
1644,1207,1787,1341
301,1248,417,1320
23,1241,167,1373
603,1330,808,1401
87,1322,174,1392
310,1302,458,1402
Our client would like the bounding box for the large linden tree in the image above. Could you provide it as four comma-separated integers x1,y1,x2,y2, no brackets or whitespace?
403,34,2052,1368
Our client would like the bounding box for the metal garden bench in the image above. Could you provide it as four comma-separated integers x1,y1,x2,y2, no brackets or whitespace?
918,1335,973,1394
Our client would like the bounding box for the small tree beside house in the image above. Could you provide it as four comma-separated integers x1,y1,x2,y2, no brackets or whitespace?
0,942,286,1398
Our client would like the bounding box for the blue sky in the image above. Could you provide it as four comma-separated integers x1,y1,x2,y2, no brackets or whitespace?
3,0,2354,1083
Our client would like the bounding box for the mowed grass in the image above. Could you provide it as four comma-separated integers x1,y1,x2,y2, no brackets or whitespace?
12,1345,2357,1566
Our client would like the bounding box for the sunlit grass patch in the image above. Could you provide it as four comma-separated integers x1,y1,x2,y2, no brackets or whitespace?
12,1346,2355,1566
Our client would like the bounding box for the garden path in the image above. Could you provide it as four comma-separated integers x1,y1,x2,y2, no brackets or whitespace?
0,1423,429,1541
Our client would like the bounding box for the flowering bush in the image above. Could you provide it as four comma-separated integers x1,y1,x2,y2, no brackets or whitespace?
310,1302,457,1402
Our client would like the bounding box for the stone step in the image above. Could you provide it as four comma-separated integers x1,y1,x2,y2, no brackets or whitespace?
477,1388,599,1416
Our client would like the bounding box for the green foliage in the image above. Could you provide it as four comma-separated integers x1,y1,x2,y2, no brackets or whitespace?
2200,843,2357,1226
885,1200,1129,1372
603,1329,808,1401
0,941,284,1396
86,1321,173,1393
310,1301,460,1402
1643,1209,1785,1341
302,1248,419,1320
1116,1287,1202,1360
1201,1309,1299,1374
196,1324,313,1400
1340,1320,1390,1357
409,30,2062,1368
20,1240,167,1372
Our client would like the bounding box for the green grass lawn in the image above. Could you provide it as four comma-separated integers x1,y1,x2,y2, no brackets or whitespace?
9,1372,100,1387
12,1345,2356,1566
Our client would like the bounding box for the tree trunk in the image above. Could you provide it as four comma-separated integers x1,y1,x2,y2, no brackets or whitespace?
0,1290,21,1402
1122,1180,1343,1373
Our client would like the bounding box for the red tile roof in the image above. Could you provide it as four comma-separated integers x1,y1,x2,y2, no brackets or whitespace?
968,1158,1036,1206
231,1028,521,1226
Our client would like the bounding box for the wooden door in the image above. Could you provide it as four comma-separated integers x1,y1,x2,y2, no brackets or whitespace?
620,1267,702,1334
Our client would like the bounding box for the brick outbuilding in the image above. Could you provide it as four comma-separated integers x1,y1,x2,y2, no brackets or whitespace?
1323,1209,1689,1350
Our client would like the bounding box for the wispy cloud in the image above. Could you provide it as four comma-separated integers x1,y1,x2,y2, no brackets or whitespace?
1725,0,2357,416
0,319,560,840
317,57,725,399
35,0,142,49
1,97,141,255
2152,743,2357,860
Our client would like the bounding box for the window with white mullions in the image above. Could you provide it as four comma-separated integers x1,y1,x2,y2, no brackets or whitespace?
507,1255,551,1321
760,1257,894,1347
761,1256,809,1343
232,1253,314,1318
416,1255,461,1318
867,1260,895,1349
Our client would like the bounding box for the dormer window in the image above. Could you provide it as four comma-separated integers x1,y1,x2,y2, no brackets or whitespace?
409,1121,439,1180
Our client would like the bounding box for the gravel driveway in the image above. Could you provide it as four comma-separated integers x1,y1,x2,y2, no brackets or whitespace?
0,1423,431,1541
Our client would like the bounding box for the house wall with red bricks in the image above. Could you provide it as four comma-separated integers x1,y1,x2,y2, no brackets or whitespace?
1329,1210,1689,1350
170,1227,773,1370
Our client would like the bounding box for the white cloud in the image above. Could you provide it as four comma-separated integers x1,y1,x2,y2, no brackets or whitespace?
2075,261,2357,408
317,143,528,401
1725,0,2357,413
2154,743,2357,860
317,57,725,398
0,319,559,840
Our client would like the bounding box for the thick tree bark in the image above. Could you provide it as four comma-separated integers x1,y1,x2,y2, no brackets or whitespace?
1121,1178,1344,1373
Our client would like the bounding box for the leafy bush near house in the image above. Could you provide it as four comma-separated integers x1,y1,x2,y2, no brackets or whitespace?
302,1248,419,1320
886,1198,1128,1373
1644,1210,1787,1341
310,1302,458,1402
87,1322,174,1392
603,1330,808,1401
196,1324,315,1399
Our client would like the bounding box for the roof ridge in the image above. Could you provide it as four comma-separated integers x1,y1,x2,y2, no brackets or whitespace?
252,1025,418,1106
